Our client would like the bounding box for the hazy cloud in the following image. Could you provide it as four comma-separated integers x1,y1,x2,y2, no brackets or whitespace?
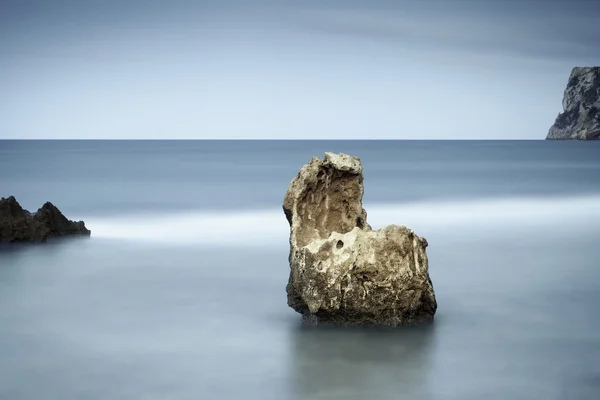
290,5,600,62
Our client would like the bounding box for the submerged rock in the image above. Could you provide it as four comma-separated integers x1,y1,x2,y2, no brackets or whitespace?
0,196,90,244
283,153,437,326
547,66,600,140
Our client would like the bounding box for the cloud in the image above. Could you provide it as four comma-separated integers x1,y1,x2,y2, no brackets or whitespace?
287,6,600,63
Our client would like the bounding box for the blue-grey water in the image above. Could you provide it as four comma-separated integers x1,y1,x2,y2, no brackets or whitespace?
1,140,600,400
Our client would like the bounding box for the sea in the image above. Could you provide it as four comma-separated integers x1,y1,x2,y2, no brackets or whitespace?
1,140,599,400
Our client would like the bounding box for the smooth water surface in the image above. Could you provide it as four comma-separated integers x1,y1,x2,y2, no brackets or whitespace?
1,140,599,400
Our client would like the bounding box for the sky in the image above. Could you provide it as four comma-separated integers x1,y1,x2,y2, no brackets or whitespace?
1,0,599,139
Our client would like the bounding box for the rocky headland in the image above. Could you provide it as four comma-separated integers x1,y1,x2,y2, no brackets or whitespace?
547,66,600,140
283,152,437,326
0,196,91,244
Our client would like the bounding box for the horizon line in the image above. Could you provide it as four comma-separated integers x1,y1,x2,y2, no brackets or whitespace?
0,138,550,141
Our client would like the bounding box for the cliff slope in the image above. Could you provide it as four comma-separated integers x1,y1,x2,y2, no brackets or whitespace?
547,66,600,140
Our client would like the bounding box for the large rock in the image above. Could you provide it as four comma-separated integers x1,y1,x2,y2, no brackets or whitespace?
547,66,600,140
283,153,437,326
0,196,91,244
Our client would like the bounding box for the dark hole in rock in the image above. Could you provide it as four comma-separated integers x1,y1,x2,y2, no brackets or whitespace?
336,240,344,249
356,216,364,229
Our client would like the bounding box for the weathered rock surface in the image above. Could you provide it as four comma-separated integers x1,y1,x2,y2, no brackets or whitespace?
0,196,90,244
283,153,437,326
547,66,600,140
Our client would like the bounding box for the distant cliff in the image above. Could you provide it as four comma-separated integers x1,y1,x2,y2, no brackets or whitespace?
547,67,600,140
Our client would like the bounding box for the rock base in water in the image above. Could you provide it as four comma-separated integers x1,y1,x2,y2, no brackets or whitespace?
283,153,437,326
0,196,91,244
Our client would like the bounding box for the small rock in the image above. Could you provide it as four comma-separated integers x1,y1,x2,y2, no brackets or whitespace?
0,196,91,244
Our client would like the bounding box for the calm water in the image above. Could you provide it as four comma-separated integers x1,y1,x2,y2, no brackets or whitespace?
1,140,600,400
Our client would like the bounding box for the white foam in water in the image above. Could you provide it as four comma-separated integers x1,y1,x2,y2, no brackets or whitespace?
85,209,290,247
83,195,600,247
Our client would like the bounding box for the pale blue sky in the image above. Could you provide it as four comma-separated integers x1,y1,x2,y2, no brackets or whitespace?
1,0,599,139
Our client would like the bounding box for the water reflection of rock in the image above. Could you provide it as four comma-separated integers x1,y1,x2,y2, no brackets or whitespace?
289,324,436,400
